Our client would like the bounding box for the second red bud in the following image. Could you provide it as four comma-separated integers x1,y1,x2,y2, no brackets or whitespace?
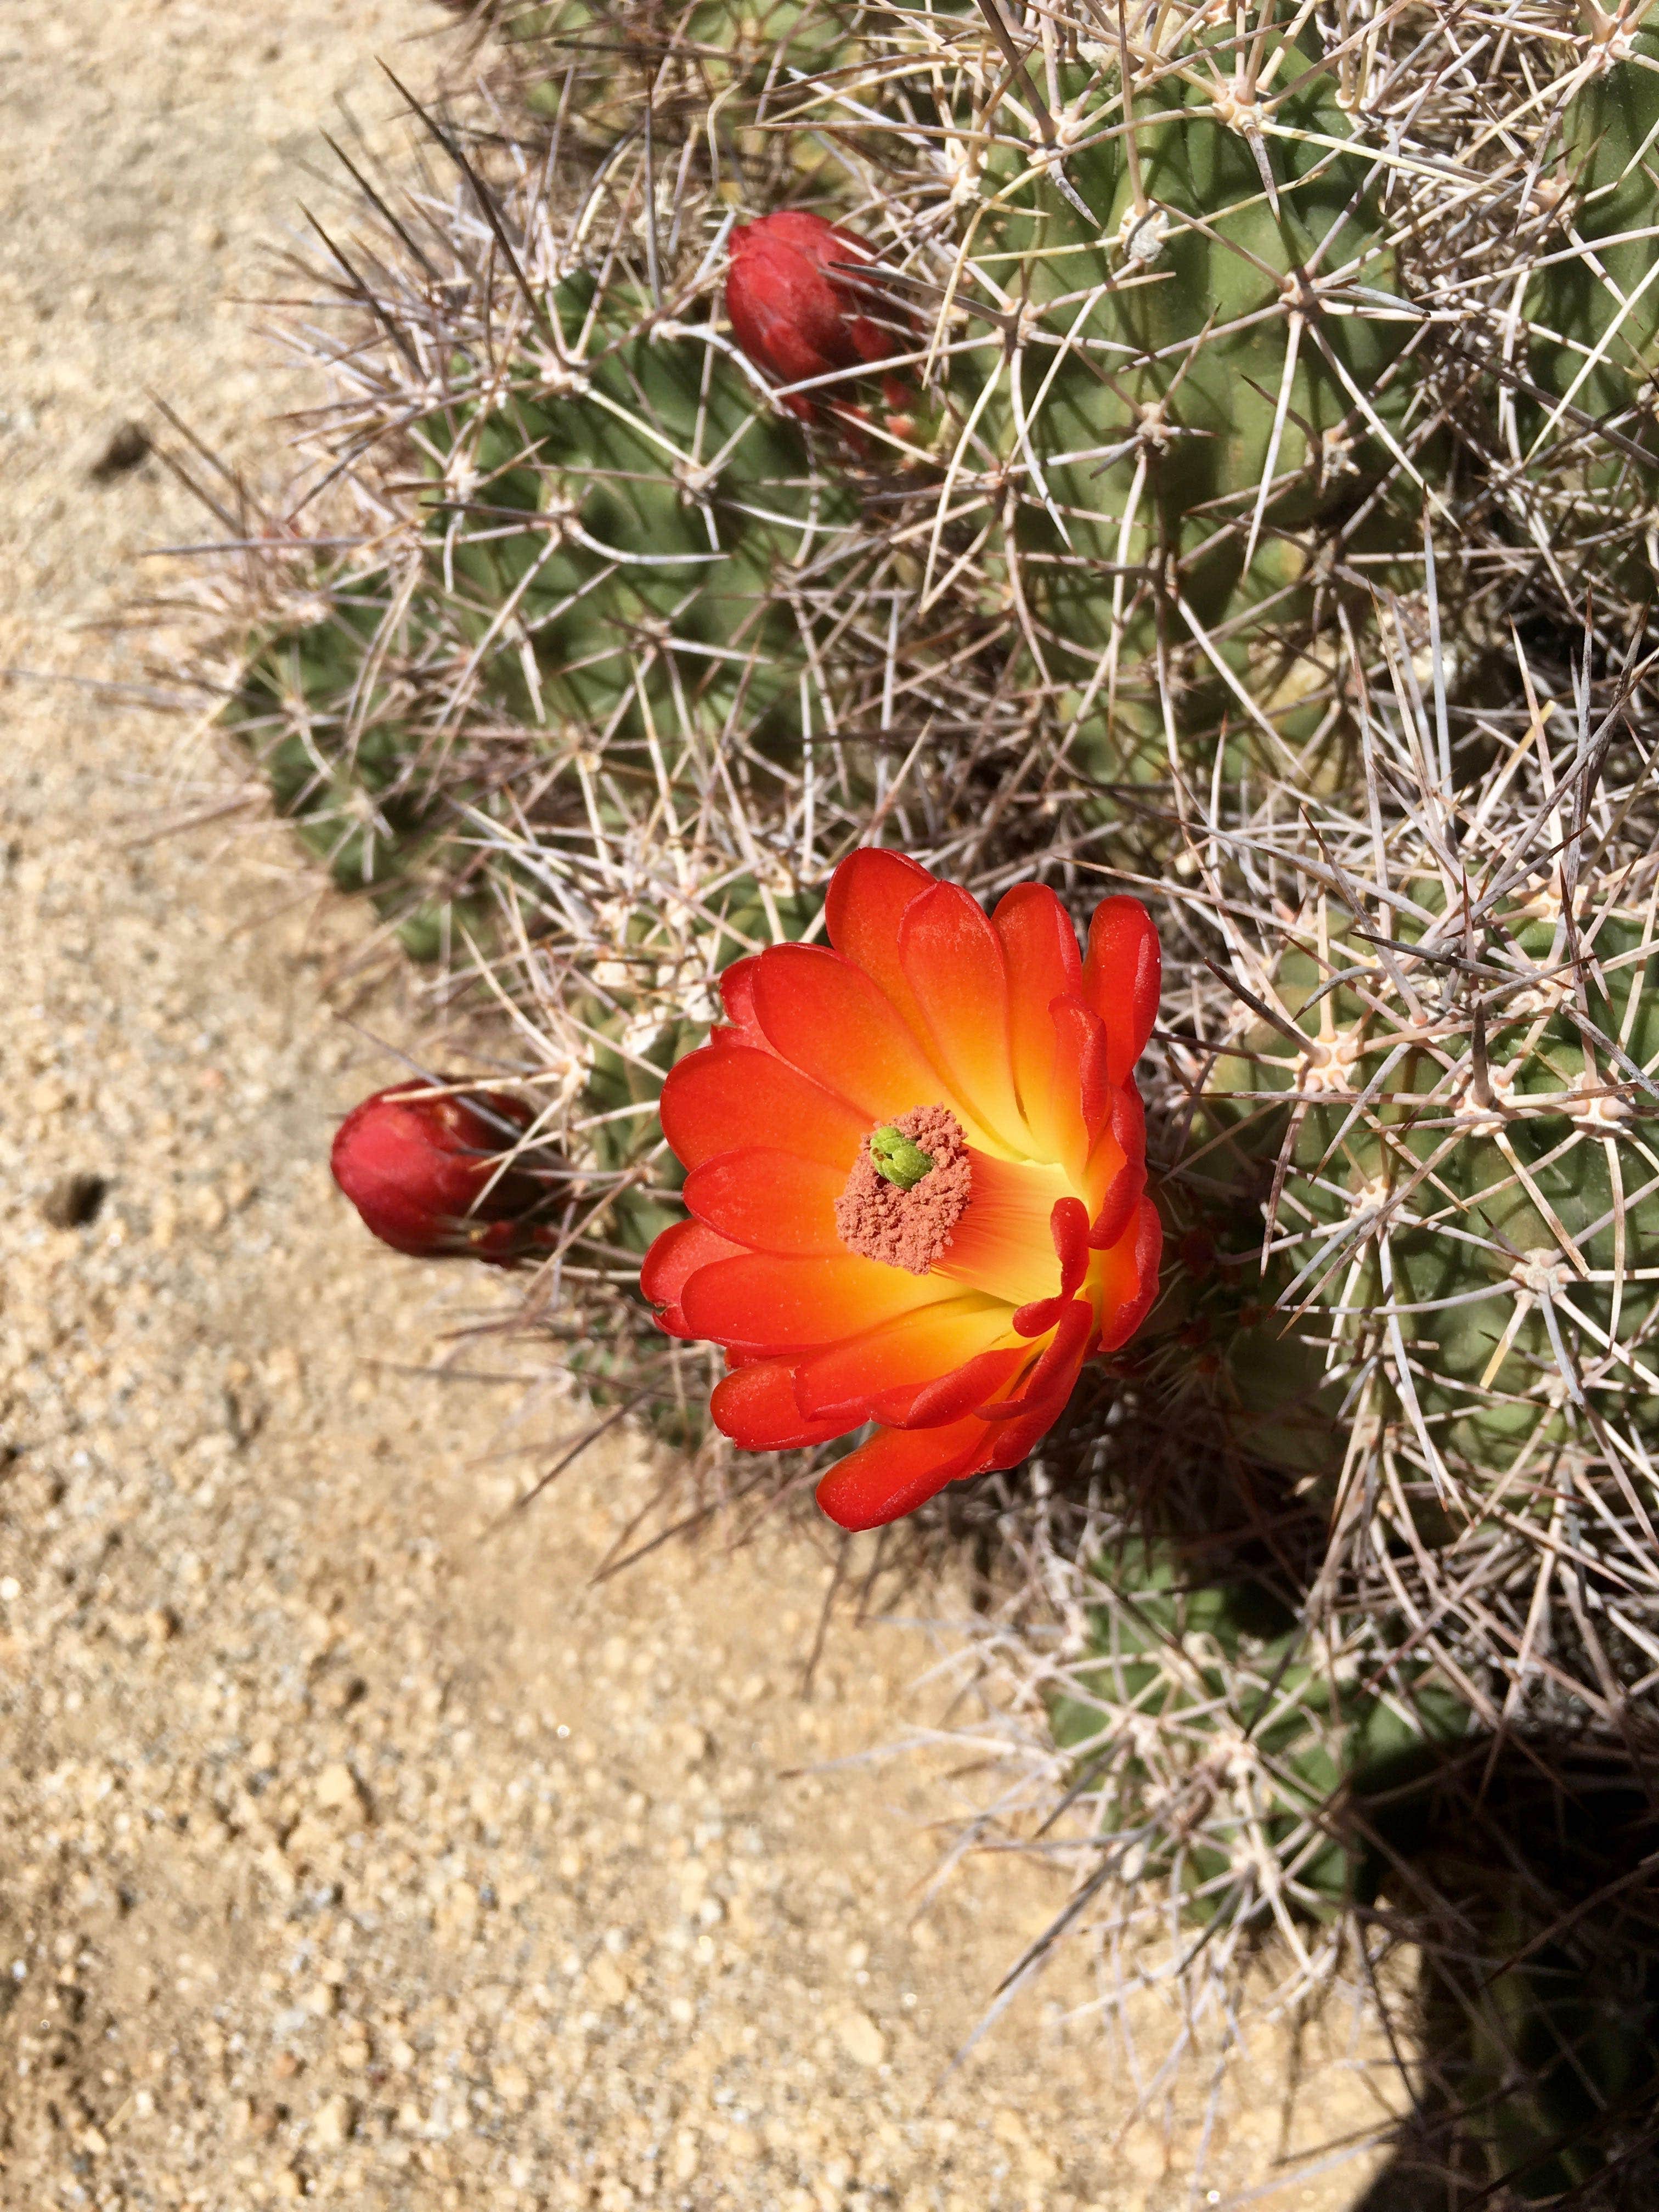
330,1084,555,1265
726,210,907,430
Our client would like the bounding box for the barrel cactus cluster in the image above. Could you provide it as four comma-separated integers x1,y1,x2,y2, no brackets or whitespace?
176,0,1659,2197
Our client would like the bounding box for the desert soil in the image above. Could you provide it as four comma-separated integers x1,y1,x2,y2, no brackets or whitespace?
0,5,1399,2208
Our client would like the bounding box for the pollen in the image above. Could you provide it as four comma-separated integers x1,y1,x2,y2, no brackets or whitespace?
835,1105,972,1274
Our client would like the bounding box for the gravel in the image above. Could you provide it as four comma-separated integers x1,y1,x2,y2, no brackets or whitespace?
0,4,1398,2205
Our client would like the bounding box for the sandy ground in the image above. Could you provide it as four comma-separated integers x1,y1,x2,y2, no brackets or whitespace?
0,5,1401,2208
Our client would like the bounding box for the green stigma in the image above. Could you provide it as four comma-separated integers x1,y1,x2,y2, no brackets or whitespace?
870,1125,935,1190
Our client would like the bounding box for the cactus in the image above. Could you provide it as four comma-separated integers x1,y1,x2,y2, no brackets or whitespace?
1119,575,1659,1877
168,1,1659,2195
695,3,1441,822
1530,21,1659,435
1183,619,1659,1487
1050,1539,1468,1929
1406,10,1659,651
1184,834,1659,1494
200,0,1659,1752
936,20,1421,788
700,0,1659,820
226,263,861,955
436,0,873,219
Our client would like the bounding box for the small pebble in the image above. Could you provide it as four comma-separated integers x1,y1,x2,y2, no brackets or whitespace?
41,1171,107,1229
88,422,151,482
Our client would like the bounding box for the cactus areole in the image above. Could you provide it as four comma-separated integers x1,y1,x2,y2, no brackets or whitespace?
641,851,1163,1529
331,1085,550,1264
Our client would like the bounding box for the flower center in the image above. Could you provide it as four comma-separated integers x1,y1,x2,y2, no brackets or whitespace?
834,1105,971,1276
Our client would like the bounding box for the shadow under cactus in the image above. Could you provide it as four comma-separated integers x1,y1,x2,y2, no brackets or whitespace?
1342,1746,1659,2211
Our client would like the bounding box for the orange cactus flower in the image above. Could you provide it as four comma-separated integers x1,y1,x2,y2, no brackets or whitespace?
641,852,1163,1531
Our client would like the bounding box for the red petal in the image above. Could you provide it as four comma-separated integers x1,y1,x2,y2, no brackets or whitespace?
1011,1294,1065,1339
680,1251,955,1356
1082,898,1161,1086
1088,1154,1146,1252
727,245,843,383
981,1401,1063,1474
899,881,1029,1153
660,1042,867,1172
640,1218,746,1333
725,214,900,413
330,1088,542,1254
682,1148,847,1256
793,1296,1014,1424
1051,1196,1090,1299
1096,1198,1164,1353
1052,996,1110,1138
980,1297,1092,1418
847,314,897,368
825,849,934,1031
750,944,949,1126
814,1417,992,1531
1110,1079,1147,1167
711,1358,852,1451
719,957,773,1049
992,883,1084,1159
1049,996,1111,1184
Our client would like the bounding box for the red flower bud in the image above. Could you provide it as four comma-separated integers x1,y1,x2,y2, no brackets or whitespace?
330,1084,552,1265
726,211,902,424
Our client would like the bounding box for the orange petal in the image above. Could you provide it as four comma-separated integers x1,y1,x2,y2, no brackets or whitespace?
682,1148,847,1256
794,1294,1014,1423
879,1345,1032,1429
640,1218,747,1334
899,881,1030,1154
992,883,1084,1159
1082,898,1161,1085
680,1251,956,1355
825,848,934,1033
815,1415,992,1531
750,944,953,1125
712,1358,852,1450
660,1042,867,1172
932,1149,1073,1307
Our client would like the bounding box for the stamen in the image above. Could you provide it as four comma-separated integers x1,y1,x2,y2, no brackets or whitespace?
836,1105,970,1275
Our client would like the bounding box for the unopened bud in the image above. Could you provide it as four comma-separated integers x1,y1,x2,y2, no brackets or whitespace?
330,1084,554,1265
726,211,906,427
